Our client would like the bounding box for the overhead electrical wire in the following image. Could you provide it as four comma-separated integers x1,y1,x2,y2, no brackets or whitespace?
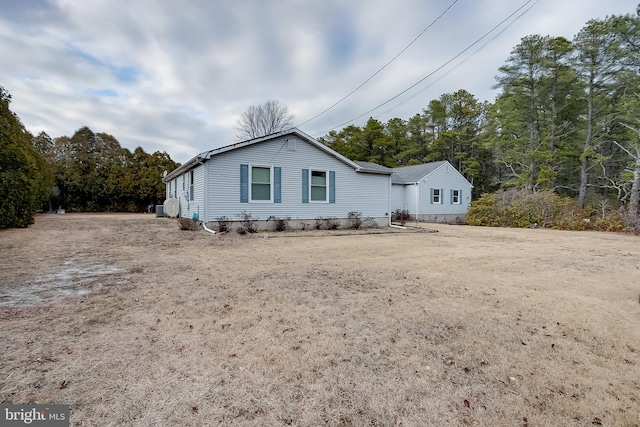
310,0,538,137
293,0,460,128
373,0,539,119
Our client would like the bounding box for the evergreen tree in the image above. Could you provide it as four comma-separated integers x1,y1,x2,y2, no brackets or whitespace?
0,86,49,228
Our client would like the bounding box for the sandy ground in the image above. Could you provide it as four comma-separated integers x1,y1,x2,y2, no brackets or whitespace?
1,213,639,426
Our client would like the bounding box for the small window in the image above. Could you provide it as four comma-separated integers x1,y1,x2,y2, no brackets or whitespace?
432,188,441,204
189,170,194,201
452,189,461,204
251,166,272,201
182,175,186,191
310,170,327,202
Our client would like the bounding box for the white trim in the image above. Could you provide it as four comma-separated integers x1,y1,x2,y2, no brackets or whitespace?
432,188,442,204
309,169,329,203
249,164,274,203
452,189,461,204
189,170,195,201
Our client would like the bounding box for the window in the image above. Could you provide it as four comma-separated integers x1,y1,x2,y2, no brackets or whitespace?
189,170,194,201
241,164,280,203
310,170,328,202
302,169,334,204
431,188,442,204
182,175,185,191
251,166,272,201
451,189,461,204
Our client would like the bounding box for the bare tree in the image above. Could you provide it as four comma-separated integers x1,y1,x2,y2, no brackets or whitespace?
236,100,294,140
613,124,640,226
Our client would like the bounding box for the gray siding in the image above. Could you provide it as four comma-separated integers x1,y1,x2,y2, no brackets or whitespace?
177,165,205,219
391,184,408,212
204,135,390,222
391,163,472,221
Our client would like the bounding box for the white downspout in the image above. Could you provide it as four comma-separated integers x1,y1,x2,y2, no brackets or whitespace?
389,174,406,229
202,221,216,235
199,159,215,235
415,182,419,223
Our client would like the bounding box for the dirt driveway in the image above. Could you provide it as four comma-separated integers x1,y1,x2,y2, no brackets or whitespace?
1,214,639,426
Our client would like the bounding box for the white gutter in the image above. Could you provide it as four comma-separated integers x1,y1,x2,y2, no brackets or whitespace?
388,175,406,230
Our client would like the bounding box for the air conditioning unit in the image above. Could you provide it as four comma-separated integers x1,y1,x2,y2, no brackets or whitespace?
156,205,164,218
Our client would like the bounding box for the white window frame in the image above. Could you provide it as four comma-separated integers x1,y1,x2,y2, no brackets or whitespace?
249,164,273,203
452,189,461,204
309,169,329,203
432,188,441,204
189,170,194,201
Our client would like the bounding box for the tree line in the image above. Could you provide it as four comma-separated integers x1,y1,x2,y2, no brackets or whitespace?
319,6,640,224
4,5,640,229
1,86,179,228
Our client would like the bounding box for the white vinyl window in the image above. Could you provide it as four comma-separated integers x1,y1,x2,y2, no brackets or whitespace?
251,166,272,202
189,170,194,201
432,188,441,204
310,170,328,202
452,189,461,204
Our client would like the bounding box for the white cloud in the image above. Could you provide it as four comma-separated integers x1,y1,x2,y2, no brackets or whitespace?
0,0,636,163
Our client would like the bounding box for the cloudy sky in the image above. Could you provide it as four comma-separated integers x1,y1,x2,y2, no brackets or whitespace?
0,0,636,163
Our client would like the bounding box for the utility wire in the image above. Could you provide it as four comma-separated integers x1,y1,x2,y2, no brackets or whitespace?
373,0,538,119
294,0,459,128
311,0,538,137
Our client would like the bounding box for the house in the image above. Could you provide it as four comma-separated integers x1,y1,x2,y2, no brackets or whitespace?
161,128,394,229
390,161,473,223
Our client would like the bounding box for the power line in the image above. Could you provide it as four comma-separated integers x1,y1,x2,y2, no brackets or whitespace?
373,0,539,119
311,0,538,137
294,0,459,128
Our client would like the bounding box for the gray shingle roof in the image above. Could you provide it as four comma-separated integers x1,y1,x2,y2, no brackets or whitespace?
353,161,394,174
164,128,363,182
391,161,448,184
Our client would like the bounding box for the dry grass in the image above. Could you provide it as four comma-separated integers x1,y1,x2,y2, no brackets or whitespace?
1,213,639,426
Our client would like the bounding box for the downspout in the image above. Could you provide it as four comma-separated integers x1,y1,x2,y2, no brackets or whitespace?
199,158,216,235
388,174,406,230
415,182,419,223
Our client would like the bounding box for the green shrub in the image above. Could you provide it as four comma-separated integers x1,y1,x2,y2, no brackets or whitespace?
466,192,500,226
593,207,627,232
465,189,628,232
